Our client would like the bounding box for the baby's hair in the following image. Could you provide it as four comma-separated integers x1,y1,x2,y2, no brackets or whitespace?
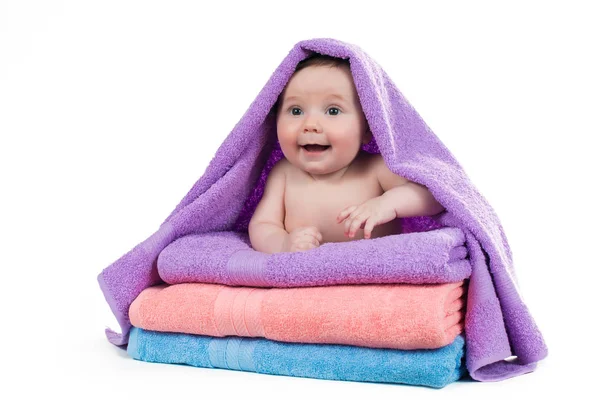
294,53,350,73
273,53,350,116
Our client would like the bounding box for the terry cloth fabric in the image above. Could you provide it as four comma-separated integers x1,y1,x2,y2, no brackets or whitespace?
97,38,547,381
129,281,465,350
127,327,466,388
157,227,470,286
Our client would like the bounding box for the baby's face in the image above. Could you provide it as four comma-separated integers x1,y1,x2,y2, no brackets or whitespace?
276,65,370,177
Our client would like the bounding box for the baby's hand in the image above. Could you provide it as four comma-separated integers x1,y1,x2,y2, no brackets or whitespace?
337,196,396,239
282,226,323,252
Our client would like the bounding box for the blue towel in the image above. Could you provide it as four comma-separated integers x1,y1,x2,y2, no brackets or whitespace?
128,327,466,388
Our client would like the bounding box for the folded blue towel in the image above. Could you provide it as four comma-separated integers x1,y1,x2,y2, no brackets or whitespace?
128,327,466,388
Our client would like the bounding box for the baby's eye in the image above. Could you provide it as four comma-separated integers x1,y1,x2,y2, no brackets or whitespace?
327,107,341,116
290,107,302,116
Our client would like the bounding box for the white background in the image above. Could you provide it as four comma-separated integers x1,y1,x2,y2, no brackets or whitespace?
1,0,598,398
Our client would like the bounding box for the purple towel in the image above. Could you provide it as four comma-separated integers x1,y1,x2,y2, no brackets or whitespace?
97,38,547,381
157,227,471,287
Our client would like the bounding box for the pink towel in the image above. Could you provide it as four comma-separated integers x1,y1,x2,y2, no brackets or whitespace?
130,282,465,350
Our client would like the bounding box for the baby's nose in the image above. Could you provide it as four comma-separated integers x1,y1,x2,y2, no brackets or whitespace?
303,122,322,133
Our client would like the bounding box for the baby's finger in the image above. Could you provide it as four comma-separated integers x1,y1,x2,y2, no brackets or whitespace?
344,207,362,233
300,235,320,247
363,216,378,239
337,206,357,223
348,218,364,238
344,214,358,235
302,227,323,242
348,213,368,238
310,227,323,242
296,241,318,251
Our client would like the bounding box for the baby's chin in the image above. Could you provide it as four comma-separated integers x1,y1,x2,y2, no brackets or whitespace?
299,162,350,176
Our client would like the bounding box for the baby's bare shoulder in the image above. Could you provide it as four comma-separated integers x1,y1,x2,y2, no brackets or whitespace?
363,153,409,190
371,154,408,191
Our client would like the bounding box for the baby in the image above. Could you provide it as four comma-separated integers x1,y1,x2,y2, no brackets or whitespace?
249,55,445,253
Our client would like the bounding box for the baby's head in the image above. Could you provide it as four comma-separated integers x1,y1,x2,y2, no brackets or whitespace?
274,54,372,177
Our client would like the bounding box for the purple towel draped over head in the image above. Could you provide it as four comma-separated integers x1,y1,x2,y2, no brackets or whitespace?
98,38,547,381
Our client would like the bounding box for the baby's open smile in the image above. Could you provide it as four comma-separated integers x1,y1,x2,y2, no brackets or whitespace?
301,143,331,155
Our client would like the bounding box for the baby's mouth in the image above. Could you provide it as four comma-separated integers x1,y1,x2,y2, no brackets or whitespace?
301,144,331,153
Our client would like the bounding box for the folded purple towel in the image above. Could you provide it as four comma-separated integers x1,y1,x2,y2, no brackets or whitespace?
157,227,470,286
97,38,547,381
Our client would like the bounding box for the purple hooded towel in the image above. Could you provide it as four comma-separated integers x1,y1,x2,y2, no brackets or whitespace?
98,38,547,382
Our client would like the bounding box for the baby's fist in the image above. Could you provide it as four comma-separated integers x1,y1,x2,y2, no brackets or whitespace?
282,226,323,252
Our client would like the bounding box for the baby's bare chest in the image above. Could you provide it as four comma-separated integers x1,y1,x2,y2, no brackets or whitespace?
283,175,385,241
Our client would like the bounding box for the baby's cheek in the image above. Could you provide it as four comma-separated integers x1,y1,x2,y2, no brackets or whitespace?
331,138,362,159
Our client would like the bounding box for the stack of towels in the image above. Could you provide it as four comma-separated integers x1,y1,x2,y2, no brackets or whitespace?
126,230,469,388
102,38,548,385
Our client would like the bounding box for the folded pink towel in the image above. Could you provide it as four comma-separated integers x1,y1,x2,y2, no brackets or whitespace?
129,282,465,350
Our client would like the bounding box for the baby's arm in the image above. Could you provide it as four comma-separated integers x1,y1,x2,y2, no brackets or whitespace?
338,156,444,238
376,158,445,218
248,160,288,254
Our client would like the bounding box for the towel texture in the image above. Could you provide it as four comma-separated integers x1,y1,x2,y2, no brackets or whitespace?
129,281,465,350
127,327,466,388
157,227,470,286
98,38,547,381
